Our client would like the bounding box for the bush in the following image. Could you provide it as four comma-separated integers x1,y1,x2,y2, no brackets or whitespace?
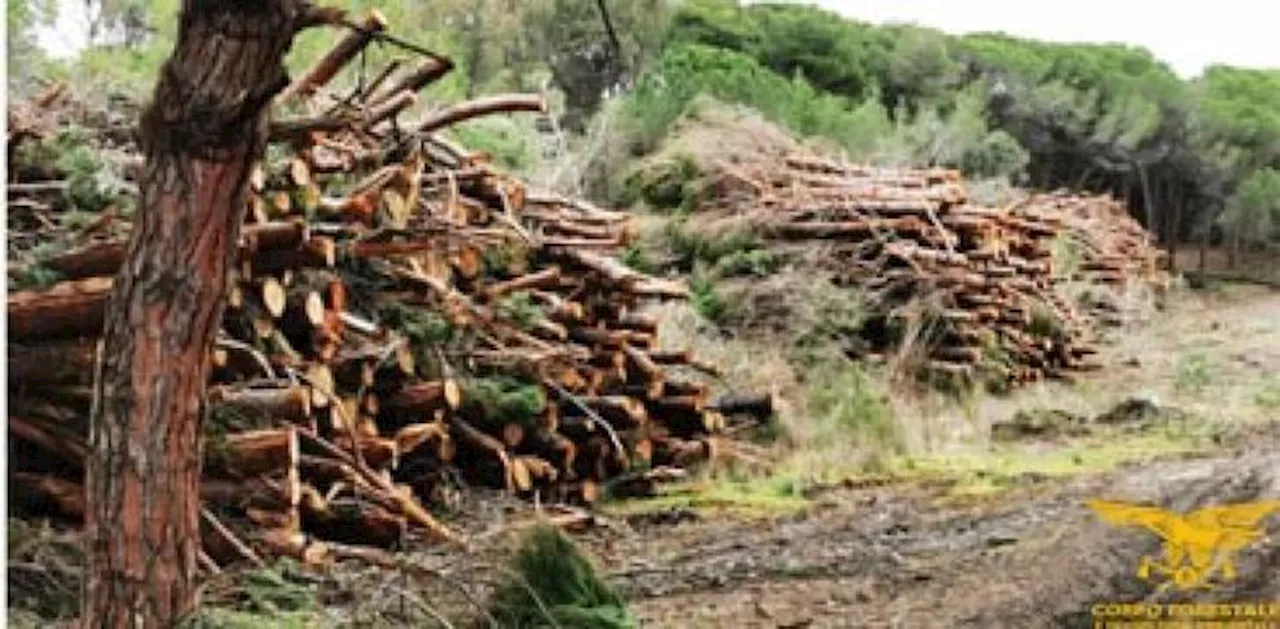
961,129,1031,179
489,525,636,628
690,273,730,323
619,153,701,211
661,220,762,271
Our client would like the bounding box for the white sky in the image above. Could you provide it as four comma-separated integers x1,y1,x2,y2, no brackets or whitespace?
798,0,1280,78
32,0,1280,78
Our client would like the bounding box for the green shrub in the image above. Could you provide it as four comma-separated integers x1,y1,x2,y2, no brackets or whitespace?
618,245,657,274
619,153,701,211
790,280,869,360
1254,381,1280,409
489,525,636,628
14,126,125,212
662,221,762,271
690,273,730,323
712,248,783,277
960,129,1031,179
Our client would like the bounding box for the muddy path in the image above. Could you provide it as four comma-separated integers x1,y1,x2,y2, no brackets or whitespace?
585,428,1280,628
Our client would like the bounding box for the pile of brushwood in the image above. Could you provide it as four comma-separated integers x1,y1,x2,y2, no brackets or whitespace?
685,152,1169,388
6,13,774,568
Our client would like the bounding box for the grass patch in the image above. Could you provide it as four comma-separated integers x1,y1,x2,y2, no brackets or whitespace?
1173,352,1215,394
603,474,812,518
1255,380,1280,410
804,361,900,454
893,430,1211,498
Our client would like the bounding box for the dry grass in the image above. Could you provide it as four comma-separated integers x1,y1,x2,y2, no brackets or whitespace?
646,278,1280,504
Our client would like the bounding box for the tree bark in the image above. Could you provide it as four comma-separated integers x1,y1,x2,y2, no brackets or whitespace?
83,1,313,626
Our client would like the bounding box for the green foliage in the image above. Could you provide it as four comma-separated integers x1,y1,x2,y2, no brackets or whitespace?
495,291,543,331
464,375,547,422
9,265,65,291
661,220,762,271
621,42,892,157
1027,305,1061,339
1221,168,1280,244
620,153,701,211
1049,235,1084,278
377,303,455,371
689,273,729,323
1174,353,1215,393
960,129,1030,179
451,117,538,172
665,0,761,53
7,518,82,621
1255,380,1280,410
618,245,657,274
489,525,636,628
482,244,529,279
712,248,783,278
179,563,318,629
14,127,125,212
790,280,869,361
1192,66,1280,169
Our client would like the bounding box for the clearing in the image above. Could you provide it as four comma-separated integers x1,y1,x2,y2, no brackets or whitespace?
588,284,1280,628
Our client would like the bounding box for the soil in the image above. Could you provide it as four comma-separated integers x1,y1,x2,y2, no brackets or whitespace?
588,438,1279,628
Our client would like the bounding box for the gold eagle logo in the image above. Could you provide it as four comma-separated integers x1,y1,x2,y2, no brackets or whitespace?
1087,499,1280,590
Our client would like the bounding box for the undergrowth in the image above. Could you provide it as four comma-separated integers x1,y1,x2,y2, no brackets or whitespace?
180,562,319,629
489,525,636,629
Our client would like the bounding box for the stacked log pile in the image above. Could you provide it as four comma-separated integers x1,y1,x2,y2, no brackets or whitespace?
1010,190,1170,327
7,16,759,565
712,154,1168,386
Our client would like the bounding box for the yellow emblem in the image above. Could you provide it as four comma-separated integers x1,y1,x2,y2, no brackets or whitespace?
1086,499,1280,590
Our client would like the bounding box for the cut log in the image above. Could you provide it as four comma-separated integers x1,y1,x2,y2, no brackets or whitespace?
710,392,776,419
8,338,98,386
8,277,112,340
209,385,312,426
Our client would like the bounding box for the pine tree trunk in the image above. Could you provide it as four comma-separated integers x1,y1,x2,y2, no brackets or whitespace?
82,2,308,626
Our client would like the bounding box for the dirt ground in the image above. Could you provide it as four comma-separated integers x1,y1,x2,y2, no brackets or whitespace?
581,285,1280,628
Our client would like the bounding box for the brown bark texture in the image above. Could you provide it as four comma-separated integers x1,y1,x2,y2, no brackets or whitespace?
82,1,304,626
